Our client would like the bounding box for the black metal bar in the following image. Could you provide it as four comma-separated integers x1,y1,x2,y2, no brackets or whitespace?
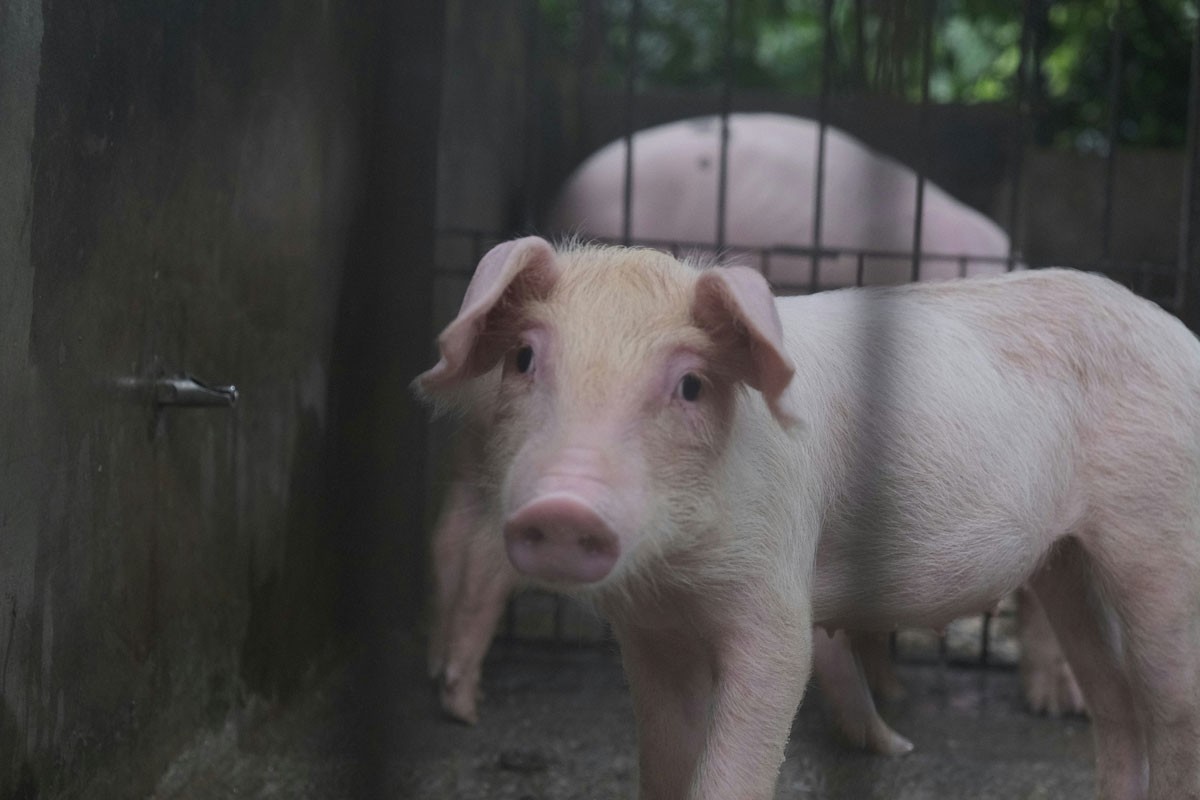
1006,0,1034,270
853,0,867,89
553,596,565,641
980,611,993,665
856,251,866,287
504,596,516,640
1176,10,1200,323
910,0,934,283
1101,1,1125,262
440,227,1179,276
441,226,1170,284
716,0,736,253
760,249,771,280
812,0,835,283
522,0,542,230
577,0,603,168
621,0,642,246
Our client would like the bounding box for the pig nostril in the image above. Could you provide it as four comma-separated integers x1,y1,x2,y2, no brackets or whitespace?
504,497,620,583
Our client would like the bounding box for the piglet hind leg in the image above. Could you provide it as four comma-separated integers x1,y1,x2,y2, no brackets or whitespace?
1030,539,1148,800
855,630,907,704
428,479,477,682
616,609,812,800
1018,584,1087,717
811,629,913,755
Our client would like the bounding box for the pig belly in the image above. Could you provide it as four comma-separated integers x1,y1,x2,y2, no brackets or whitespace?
811,528,1042,632
787,292,1087,632
807,420,1081,630
805,404,1085,630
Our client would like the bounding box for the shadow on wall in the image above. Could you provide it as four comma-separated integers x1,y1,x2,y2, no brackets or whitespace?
1,620,38,800
240,407,340,703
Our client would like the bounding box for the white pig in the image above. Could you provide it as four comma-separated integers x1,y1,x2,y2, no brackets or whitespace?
418,237,1200,800
550,113,1011,287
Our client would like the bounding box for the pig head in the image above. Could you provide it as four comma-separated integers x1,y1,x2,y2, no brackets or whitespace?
419,236,797,591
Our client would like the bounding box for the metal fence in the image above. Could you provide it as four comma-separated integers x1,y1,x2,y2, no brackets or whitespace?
432,0,1200,669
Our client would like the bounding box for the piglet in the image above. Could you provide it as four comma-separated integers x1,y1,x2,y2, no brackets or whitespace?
427,430,913,755
418,237,1200,800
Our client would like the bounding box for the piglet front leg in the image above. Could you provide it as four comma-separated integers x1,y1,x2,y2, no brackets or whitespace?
428,479,476,682
615,597,812,800
428,475,518,724
1018,585,1086,717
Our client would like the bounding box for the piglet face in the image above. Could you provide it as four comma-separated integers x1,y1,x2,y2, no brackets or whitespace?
416,238,796,591
494,318,735,586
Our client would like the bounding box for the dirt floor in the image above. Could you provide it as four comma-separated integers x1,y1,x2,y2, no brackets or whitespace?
150,639,1095,800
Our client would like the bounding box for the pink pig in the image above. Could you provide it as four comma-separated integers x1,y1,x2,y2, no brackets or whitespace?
551,113,1011,287
419,237,1200,800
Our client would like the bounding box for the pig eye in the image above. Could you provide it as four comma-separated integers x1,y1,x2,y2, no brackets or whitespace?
679,373,702,402
515,345,534,374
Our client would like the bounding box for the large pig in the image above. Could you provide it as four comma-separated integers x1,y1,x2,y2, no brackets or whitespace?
550,113,1011,287
418,237,1200,800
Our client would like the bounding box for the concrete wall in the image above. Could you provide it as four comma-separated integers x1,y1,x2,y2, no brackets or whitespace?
0,1,442,797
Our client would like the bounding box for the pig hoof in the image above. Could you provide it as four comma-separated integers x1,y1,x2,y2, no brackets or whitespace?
868,725,914,757
438,677,481,725
1022,661,1087,717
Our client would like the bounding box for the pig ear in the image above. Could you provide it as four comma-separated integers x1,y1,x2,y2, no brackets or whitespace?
693,266,799,428
416,237,560,395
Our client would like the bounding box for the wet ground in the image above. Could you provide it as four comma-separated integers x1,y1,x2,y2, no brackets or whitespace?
150,640,1095,799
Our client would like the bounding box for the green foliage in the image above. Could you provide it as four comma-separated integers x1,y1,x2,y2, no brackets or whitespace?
1036,0,1196,150
538,0,1198,149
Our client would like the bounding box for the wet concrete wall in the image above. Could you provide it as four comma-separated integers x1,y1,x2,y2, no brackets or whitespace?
0,1,442,797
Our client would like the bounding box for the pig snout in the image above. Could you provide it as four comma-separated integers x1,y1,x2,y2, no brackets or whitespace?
504,493,619,584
